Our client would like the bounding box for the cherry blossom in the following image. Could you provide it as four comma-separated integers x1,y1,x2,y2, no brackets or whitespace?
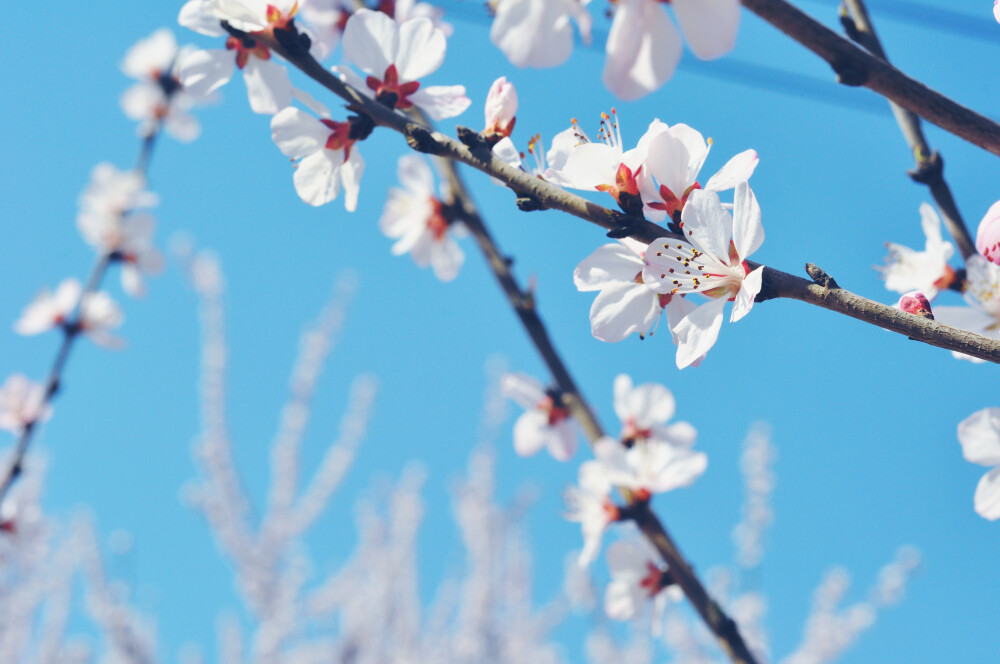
302,0,453,60
995,0,1000,24
379,155,464,281
492,128,578,186
489,0,592,69
612,375,696,448
896,291,934,319
0,375,52,434
120,28,202,141
643,183,766,369
15,280,124,348
642,123,758,223
933,255,1000,363
77,163,159,225
271,105,365,209
560,110,667,213
879,203,955,299
957,407,1000,520
573,238,694,343
565,457,618,566
592,436,707,500
500,373,577,461
336,9,470,120
603,0,740,100
975,200,1000,266
604,538,679,621
178,0,296,114
483,76,518,141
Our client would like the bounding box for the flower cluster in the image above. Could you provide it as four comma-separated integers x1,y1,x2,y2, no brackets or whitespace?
490,0,740,100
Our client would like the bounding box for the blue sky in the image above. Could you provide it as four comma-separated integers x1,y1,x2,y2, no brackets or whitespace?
2,0,999,661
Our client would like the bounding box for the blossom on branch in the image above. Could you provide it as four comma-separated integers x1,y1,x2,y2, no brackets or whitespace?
0,375,51,434
896,291,934,319
604,538,679,622
933,255,1000,363
592,435,706,500
120,28,202,141
612,375,696,448
178,0,297,114
489,0,592,69
302,0,453,61
500,373,577,461
643,183,766,369
270,106,366,209
603,0,740,100
565,458,618,566
15,280,124,347
336,9,470,120
379,154,464,281
483,76,517,141
975,199,1000,266
957,407,1000,520
492,128,577,185
879,203,955,299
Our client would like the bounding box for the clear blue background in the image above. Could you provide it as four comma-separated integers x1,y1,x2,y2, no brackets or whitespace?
1,0,998,661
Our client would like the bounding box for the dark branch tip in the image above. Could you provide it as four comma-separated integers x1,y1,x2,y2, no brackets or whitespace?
805,263,841,289
831,57,869,87
515,195,545,212
908,151,943,184
456,125,489,150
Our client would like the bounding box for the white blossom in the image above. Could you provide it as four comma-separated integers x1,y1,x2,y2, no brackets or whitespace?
957,407,1000,520
500,373,577,461
0,375,51,434
489,0,592,69
879,203,955,299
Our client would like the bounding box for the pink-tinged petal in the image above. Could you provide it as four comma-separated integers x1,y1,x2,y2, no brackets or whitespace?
293,151,340,206
501,372,546,409
164,108,201,142
561,142,622,191
704,149,758,192
396,17,446,81
655,420,697,448
396,154,435,195
731,265,764,323
645,447,707,493
602,0,681,101
618,380,676,429
243,59,293,115
957,407,1000,467
178,0,227,37
589,282,661,342
429,236,464,282
492,137,523,170
681,189,732,262
342,8,397,77
669,124,711,183
574,243,644,291
974,467,1000,520
513,409,551,457
178,49,235,97
548,422,578,461
663,296,705,367
545,127,580,181
216,0,269,32
121,265,145,297
671,0,741,60
408,86,471,120
919,202,945,247
270,107,328,159
732,182,764,260
995,0,1000,24
120,83,163,121
491,0,575,69
612,374,634,423
672,297,726,369
341,149,365,212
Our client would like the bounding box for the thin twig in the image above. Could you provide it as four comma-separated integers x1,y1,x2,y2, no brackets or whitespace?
415,108,761,664
265,30,1000,365
741,0,1000,158
0,124,164,506
839,0,976,260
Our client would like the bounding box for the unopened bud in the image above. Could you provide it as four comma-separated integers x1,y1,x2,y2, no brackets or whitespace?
975,200,1000,265
484,76,517,140
898,290,934,319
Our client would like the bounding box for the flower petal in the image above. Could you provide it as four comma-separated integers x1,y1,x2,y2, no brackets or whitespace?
732,181,764,260
408,86,471,120
342,8,396,77
731,265,764,323
396,17,446,81
602,0,682,101
589,282,661,342
671,297,727,369
704,149,758,192
293,151,340,206
671,0,741,60
974,467,1000,520
957,407,1000,467
243,58,293,115
574,243,644,291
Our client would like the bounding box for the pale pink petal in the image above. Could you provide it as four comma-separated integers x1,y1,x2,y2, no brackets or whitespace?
513,410,551,457
574,243,644,291
672,297,727,369
501,373,546,409
645,446,707,493
342,8,397,77
396,17,446,81
704,149,758,192
731,266,764,323
603,0,682,101
164,108,201,142
672,0,741,60
548,422,578,461
397,154,435,195
490,0,575,69
178,49,235,97
293,151,340,206
429,236,464,281
974,467,1000,520
681,189,732,262
178,0,227,37
408,86,471,120
561,143,623,191
340,149,365,212
732,182,764,260
589,282,662,342
243,58,293,115
612,375,634,423
270,107,329,159
654,420,697,448
957,407,1000,467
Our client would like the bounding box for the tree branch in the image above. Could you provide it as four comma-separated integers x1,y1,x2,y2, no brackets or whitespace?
741,0,1000,159
839,0,976,261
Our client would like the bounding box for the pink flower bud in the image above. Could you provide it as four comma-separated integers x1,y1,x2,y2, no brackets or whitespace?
975,200,1000,265
898,290,934,319
484,76,517,139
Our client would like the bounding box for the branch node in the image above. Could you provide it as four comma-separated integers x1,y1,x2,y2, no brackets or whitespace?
908,151,943,185
516,195,546,212
404,124,443,155
831,57,869,87
806,263,840,289
456,125,490,151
